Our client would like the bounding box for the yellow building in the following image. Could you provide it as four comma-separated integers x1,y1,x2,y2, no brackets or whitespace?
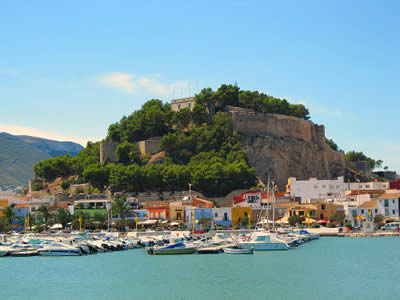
286,202,344,221
169,205,186,224
0,199,9,217
232,207,252,226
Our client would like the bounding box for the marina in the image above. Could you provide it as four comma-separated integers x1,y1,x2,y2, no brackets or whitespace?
1,236,400,300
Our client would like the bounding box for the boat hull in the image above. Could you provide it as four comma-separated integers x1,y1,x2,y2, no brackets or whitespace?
223,247,254,254
38,250,81,256
151,248,195,255
237,242,288,251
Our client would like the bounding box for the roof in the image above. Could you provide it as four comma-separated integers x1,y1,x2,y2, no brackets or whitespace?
275,202,297,208
379,192,400,199
360,200,378,208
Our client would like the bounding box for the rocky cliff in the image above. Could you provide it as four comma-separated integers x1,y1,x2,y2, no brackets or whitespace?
227,107,349,189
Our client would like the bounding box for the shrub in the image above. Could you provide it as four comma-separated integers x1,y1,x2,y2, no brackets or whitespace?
327,223,336,228
32,181,43,191
61,181,70,190
311,223,320,228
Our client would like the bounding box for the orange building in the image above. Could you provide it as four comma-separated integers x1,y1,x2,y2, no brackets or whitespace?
147,206,170,220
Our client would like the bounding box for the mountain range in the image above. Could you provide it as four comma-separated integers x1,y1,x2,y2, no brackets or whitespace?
0,132,83,188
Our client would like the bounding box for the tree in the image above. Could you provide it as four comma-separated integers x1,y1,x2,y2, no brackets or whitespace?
2,206,16,225
373,214,384,227
55,208,72,229
111,196,133,231
198,217,212,231
329,213,346,226
345,151,382,170
38,205,52,231
325,138,340,151
93,212,107,230
288,215,304,226
115,141,141,165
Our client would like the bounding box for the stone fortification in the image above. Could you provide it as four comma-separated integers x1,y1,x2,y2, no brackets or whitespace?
100,142,118,164
227,107,349,190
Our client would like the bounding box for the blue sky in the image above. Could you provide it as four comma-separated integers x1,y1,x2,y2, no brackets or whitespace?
0,0,399,171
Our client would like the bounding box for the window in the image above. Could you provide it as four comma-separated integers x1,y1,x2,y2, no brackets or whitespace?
385,208,389,216
215,213,218,218
384,200,389,208
366,185,370,188
361,209,364,214
177,212,182,220
393,200,396,204
375,209,378,214
313,185,318,189
352,210,357,217
178,104,181,109
322,184,326,188
188,103,191,109
224,212,228,221
393,210,396,215
336,185,340,189
299,211,305,216
310,211,315,216
321,205,326,210
320,214,324,219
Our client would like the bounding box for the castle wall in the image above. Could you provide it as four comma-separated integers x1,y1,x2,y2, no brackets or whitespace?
100,142,118,164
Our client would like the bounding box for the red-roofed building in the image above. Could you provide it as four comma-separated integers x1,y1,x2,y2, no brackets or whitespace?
390,179,400,190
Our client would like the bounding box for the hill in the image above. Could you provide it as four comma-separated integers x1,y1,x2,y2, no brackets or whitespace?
0,133,83,187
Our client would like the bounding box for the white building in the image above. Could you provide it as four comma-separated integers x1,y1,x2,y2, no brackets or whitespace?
287,177,345,204
345,181,390,191
212,208,232,226
377,191,400,219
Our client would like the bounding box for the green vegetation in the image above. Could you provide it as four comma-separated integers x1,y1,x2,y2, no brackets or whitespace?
288,215,304,226
32,181,44,191
329,212,346,226
345,151,383,170
325,138,340,151
373,214,384,227
33,84,312,197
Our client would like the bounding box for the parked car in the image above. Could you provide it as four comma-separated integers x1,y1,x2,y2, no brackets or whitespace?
381,222,400,231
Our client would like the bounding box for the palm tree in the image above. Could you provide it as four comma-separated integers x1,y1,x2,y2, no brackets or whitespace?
93,212,107,230
112,197,132,231
2,206,16,225
38,205,52,231
55,208,72,229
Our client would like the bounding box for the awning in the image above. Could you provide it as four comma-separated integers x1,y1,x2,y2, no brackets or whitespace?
257,219,274,225
302,218,317,224
170,222,180,226
317,220,328,224
49,223,63,229
138,220,158,225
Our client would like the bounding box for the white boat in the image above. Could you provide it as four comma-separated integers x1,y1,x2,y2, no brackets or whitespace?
237,232,289,251
0,246,10,257
38,243,82,256
223,246,254,254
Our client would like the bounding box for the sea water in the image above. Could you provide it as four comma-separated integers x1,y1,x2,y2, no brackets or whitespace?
1,237,399,300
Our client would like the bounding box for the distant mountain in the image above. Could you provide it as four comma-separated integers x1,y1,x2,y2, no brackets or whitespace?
0,132,83,187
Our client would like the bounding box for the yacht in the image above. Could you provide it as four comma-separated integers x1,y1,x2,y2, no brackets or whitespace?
237,232,289,251
38,243,82,256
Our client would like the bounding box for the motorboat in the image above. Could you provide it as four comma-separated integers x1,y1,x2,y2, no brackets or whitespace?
223,246,254,254
38,243,82,256
148,241,195,255
237,232,289,251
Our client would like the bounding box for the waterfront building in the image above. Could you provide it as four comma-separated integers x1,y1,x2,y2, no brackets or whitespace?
133,209,148,221
169,205,186,224
185,207,213,230
285,202,344,222
147,205,170,220
377,191,400,219
231,207,252,226
359,200,378,221
212,207,232,226
73,199,111,217
286,177,345,204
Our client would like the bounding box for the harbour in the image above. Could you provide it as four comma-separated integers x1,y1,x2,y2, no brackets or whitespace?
1,237,400,300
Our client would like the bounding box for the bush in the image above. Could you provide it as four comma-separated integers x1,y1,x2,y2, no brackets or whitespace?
344,221,353,230
327,223,336,228
311,223,320,228
32,181,44,191
61,181,70,190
